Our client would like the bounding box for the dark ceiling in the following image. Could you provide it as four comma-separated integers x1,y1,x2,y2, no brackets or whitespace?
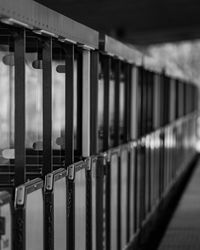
35,0,200,45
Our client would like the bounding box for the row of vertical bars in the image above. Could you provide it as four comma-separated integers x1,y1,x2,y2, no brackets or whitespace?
3,24,200,187
3,24,199,250
10,28,75,250
13,30,76,184
137,69,198,138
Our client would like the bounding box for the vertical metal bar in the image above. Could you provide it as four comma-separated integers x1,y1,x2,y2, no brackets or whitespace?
137,144,141,228
90,51,99,155
103,56,111,151
141,67,146,136
178,81,181,118
124,63,128,141
163,75,167,125
14,28,26,250
43,37,54,250
65,44,75,250
180,81,184,118
82,49,91,250
175,80,179,119
114,60,120,146
76,53,83,156
124,63,131,142
129,146,135,238
65,44,74,166
68,179,75,250
117,155,121,250
144,71,148,133
144,71,148,134
86,168,92,250
159,74,163,127
127,149,131,242
150,73,154,132
105,161,111,250
135,145,139,231
121,63,132,245
90,50,99,250
147,72,152,132
166,77,170,124
128,64,132,140
185,84,188,115
43,37,52,175
183,83,186,116
141,68,145,135
137,67,142,137
153,74,160,130
96,157,104,250
14,206,25,250
134,146,138,233
130,66,138,140
82,50,91,157
159,132,163,198
140,142,146,223
148,139,151,213
15,28,26,186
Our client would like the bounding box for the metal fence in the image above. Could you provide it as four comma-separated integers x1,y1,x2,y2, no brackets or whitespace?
0,1,198,250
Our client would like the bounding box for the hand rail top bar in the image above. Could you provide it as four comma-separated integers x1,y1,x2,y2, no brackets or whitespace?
93,111,197,162
0,0,99,49
100,34,142,64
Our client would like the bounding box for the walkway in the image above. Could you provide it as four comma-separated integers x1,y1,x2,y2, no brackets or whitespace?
158,159,200,250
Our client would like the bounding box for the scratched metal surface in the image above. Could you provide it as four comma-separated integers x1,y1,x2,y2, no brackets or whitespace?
158,159,200,250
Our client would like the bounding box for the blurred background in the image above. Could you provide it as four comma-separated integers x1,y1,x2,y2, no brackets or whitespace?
143,41,200,83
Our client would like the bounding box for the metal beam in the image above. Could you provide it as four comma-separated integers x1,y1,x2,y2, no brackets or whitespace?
0,0,98,48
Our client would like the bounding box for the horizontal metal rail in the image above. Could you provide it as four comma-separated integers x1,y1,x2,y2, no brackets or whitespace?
0,0,99,49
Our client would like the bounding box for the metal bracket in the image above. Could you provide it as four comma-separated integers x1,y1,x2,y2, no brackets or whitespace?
45,173,53,191
129,141,137,149
100,152,108,166
77,43,95,50
15,185,25,206
33,29,58,38
68,164,75,180
97,153,108,176
66,167,69,177
141,137,146,146
84,157,91,171
1,17,32,29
